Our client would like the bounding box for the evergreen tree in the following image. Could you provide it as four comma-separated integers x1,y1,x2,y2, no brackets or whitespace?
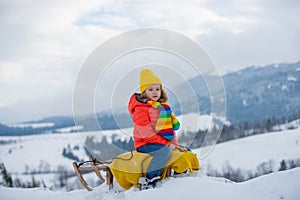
279,160,287,171
0,162,13,187
31,176,39,188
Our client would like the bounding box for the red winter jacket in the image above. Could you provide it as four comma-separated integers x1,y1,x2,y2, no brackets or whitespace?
128,93,178,149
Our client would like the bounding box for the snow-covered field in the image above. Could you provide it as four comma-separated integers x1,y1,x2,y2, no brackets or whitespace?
198,128,300,173
0,113,213,174
1,168,300,200
0,113,300,199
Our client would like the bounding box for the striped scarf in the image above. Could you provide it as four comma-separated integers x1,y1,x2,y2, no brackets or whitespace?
147,100,180,141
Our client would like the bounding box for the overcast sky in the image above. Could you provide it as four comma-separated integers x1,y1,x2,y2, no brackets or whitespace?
0,0,299,123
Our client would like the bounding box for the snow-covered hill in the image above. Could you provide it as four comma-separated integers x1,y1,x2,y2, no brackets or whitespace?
198,128,300,173
1,117,298,176
1,167,300,200
182,61,300,124
0,114,212,172
0,116,299,196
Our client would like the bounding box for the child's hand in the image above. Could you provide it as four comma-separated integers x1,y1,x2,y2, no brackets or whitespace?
169,143,176,151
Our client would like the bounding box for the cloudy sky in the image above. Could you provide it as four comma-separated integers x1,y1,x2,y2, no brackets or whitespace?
0,0,299,123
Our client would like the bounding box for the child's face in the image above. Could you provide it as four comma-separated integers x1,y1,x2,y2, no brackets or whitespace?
145,83,161,101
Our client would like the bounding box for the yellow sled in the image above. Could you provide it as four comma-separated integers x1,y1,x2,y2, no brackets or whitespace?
73,148,200,191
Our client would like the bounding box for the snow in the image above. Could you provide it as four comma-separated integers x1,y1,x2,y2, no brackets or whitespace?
273,119,300,131
1,126,299,180
287,76,297,81
0,113,300,199
7,122,55,128
0,186,88,200
0,133,87,173
178,113,213,132
281,85,288,91
55,126,84,133
0,112,214,174
1,168,300,200
198,128,300,172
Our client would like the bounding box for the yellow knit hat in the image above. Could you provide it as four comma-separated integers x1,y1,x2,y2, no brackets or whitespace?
139,68,162,93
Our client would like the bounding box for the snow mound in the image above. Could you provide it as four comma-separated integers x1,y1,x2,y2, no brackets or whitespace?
1,168,300,200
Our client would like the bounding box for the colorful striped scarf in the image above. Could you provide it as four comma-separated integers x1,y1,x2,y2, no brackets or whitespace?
147,100,180,141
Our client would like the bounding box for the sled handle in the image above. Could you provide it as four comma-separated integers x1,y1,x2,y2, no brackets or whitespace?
89,157,105,182
73,162,93,191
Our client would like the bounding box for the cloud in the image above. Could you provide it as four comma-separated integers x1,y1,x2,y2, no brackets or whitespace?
0,0,114,69
0,0,117,113
77,0,260,38
0,0,265,86
0,0,299,122
0,91,73,123
196,0,300,73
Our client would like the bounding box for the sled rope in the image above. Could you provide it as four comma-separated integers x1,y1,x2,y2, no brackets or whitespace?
77,157,111,168
77,148,136,168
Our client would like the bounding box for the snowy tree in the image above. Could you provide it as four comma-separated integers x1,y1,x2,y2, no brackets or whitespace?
0,162,13,187
279,160,287,171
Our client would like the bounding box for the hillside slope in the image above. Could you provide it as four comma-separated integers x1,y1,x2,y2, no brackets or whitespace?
1,168,300,200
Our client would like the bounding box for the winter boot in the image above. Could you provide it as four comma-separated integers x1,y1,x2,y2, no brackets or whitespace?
139,176,160,190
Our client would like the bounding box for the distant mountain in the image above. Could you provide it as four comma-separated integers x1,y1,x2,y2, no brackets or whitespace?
0,116,75,136
176,61,300,124
0,112,131,136
1,61,299,135
226,62,300,123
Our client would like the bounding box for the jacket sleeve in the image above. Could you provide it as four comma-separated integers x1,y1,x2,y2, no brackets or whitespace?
133,106,169,146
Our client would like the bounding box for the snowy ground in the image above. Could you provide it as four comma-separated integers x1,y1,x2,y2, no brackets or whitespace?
0,114,300,198
1,168,300,200
0,114,215,175
1,124,300,188
198,128,300,173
